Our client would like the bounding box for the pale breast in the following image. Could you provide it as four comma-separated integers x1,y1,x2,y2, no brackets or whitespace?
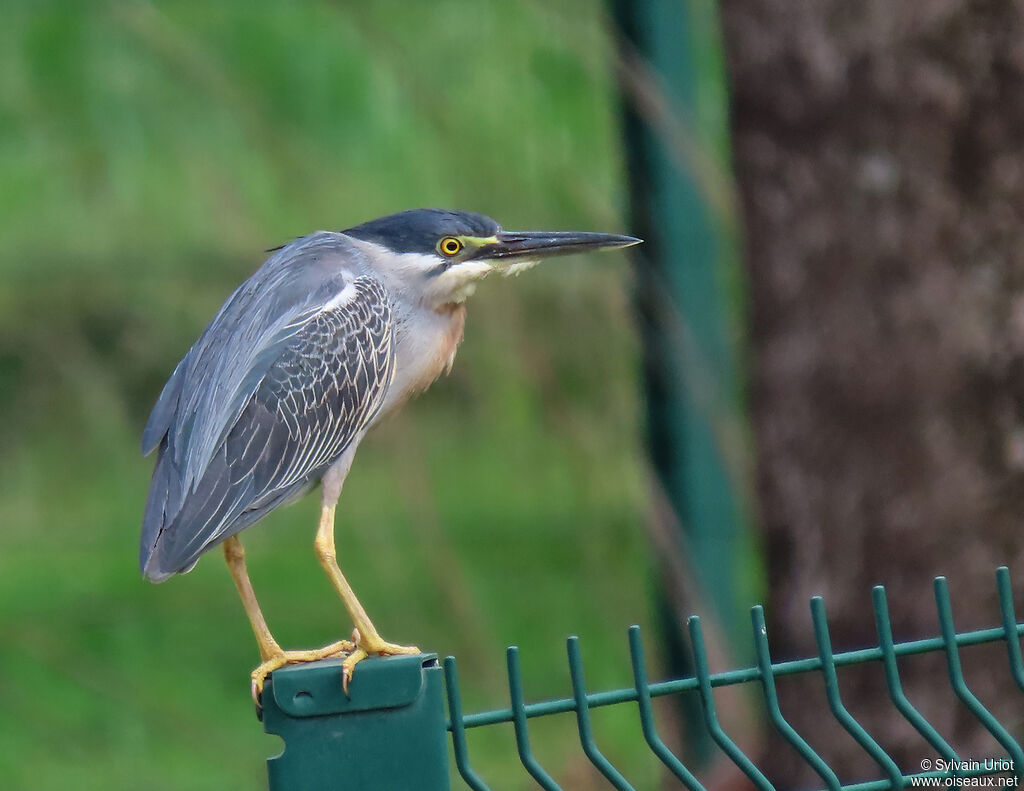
375,304,466,418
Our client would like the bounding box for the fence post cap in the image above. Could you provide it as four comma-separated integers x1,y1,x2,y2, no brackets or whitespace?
266,653,438,718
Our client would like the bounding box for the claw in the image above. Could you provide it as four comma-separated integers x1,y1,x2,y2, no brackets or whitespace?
341,630,420,695
250,638,356,706
341,647,367,695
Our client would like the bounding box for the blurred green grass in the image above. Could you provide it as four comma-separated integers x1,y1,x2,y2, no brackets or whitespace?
0,2,658,788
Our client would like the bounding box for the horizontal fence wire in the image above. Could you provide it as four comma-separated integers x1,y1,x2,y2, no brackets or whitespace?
444,567,1024,790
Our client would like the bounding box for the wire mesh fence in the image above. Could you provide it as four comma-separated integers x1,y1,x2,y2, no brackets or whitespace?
442,568,1024,790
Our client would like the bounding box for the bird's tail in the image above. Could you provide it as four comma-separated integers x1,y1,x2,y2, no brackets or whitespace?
139,442,183,582
140,442,269,583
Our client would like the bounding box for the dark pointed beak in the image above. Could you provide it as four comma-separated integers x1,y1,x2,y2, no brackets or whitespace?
469,230,642,266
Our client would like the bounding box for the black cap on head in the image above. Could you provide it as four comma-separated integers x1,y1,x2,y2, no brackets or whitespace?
344,209,501,255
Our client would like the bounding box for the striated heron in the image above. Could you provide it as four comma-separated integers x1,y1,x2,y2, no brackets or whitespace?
140,208,639,699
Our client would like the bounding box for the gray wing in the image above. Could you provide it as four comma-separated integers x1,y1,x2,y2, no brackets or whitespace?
140,271,394,581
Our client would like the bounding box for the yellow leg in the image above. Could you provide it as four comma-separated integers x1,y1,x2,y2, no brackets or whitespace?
222,536,354,702
313,502,419,692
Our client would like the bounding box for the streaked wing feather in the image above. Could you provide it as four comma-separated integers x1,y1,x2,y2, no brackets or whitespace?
140,275,394,578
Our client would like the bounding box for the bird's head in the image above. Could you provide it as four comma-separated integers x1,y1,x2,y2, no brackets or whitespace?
343,209,640,310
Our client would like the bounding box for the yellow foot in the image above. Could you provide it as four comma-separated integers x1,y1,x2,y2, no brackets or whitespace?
341,630,420,694
251,639,355,704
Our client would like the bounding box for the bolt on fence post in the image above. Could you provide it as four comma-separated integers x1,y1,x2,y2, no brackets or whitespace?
260,653,450,791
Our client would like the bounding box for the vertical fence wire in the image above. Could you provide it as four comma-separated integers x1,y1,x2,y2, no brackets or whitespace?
751,606,841,790
810,597,904,789
871,587,959,770
688,616,775,790
566,637,635,790
444,657,491,791
627,625,706,790
933,578,1024,773
508,647,564,791
996,567,1024,694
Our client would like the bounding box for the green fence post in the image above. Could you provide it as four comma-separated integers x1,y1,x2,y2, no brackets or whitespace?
611,0,758,657
260,653,450,790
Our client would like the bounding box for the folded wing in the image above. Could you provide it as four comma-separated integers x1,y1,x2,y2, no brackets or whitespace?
140,273,394,581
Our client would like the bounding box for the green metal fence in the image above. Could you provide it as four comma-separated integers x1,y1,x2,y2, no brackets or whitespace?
261,568,1024,790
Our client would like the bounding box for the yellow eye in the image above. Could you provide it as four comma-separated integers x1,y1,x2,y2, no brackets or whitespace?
439,236,463,257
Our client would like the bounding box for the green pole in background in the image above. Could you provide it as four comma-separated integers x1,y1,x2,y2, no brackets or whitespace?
610,0,762,762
